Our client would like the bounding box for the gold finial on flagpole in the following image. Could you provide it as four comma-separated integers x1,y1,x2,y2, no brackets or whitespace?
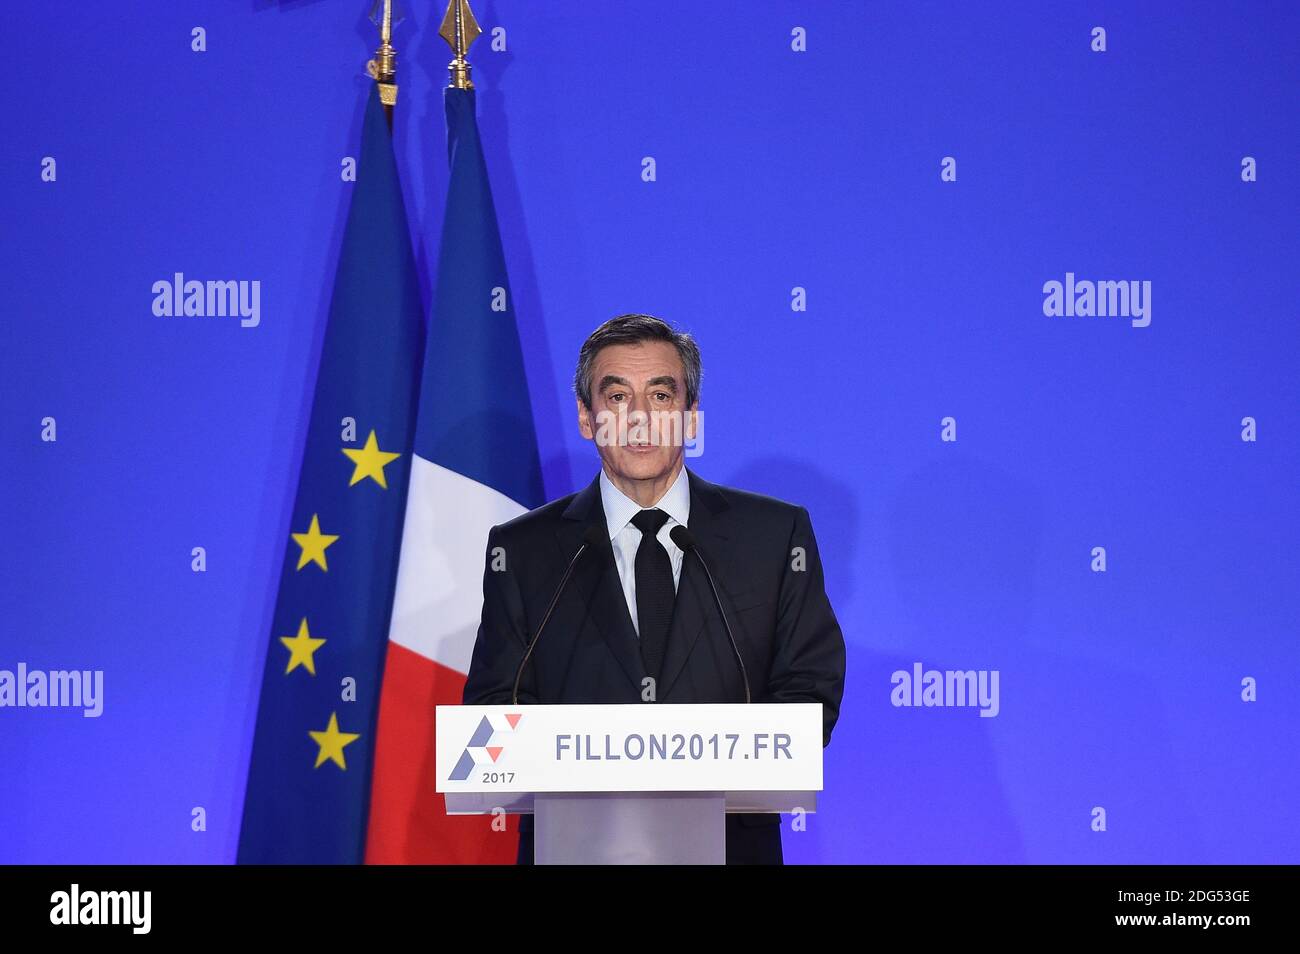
439,0,482,90
366,0,399,123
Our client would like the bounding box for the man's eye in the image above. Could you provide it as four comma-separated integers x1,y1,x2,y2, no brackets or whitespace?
609,393,625,402
654,392,670,401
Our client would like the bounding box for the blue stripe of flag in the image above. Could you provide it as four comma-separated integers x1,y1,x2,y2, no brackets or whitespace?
413,88,545,510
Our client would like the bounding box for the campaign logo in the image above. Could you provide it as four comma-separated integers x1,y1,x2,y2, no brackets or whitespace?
448,713,522,781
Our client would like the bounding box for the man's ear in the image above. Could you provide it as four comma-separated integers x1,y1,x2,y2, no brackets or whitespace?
686,402,699,440
577,397,594,440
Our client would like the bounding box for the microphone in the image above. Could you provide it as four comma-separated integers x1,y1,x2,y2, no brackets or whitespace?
512,525,607,705
670,525,752,704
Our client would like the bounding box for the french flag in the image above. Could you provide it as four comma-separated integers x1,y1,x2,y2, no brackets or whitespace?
364,86,545,863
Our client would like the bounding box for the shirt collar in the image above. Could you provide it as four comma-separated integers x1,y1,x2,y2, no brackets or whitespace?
599,464,691,539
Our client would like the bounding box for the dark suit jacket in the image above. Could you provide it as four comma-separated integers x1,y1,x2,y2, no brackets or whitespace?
461,467,847,865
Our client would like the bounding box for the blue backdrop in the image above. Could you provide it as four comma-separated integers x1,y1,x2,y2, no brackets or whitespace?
2,0,1297,864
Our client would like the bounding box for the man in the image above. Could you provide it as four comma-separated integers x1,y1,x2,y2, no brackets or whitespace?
462,313,847,864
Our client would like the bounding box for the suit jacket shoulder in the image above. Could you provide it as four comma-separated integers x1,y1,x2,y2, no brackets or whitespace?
700,477,808,520
488,487,577,544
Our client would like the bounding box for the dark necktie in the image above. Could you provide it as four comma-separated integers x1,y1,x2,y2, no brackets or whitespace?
630,508,675,682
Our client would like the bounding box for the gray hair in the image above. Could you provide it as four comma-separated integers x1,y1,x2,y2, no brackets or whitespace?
573,314,702,410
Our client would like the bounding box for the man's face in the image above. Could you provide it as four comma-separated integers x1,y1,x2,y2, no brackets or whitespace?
577,340,698,486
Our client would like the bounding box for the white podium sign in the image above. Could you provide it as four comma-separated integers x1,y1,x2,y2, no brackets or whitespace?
435,703,822,815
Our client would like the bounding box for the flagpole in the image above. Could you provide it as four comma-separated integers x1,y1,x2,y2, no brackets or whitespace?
366,0,399,128
439,0,482,89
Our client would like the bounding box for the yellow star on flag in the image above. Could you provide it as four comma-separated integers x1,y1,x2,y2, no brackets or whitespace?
309,712,361,770
291,514,339,571
279,618,326,676
342,429,401,489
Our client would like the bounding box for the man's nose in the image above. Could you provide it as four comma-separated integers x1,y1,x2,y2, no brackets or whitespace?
626,393,651,418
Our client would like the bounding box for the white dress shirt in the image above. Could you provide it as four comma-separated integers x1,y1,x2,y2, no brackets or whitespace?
599,465,690,637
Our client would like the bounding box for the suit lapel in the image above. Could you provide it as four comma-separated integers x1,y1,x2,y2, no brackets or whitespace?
556,467,733,700
656,468,731,699
555,474,646,693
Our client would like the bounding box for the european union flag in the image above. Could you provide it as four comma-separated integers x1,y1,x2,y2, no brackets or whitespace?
237,83,424,863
